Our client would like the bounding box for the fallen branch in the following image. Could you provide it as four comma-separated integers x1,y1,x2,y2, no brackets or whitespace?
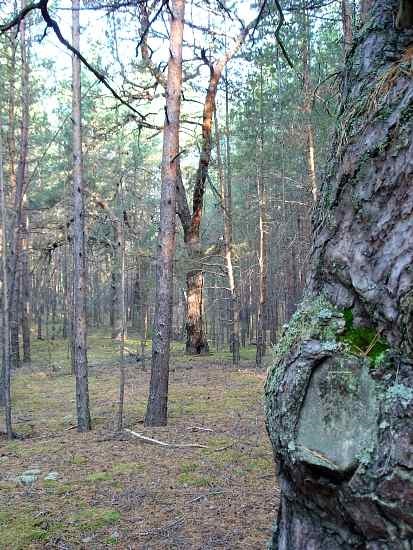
208,443,235,453
187,490,223,504
124,429,208,449
186,425,214,433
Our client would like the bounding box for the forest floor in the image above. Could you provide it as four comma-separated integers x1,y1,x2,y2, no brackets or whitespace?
0,331,279,549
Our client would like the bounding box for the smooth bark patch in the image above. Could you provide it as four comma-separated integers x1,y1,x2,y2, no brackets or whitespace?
297,356,378,474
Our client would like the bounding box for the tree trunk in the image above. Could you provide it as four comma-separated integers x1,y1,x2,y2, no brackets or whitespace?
20,196,30,362
131,265,140,330
9,3,30,370
0,121,13,437
4,17,18,381
174,9,265,355
256,65,268,367
214,108,240,364
9,274,20,369
116,215,126,432
36,297,43,340
111,220,125,341
62,180,71,339
71,0,91,432
185,268,209,355
145,0,185,427
302,4,317,203
266,1,413,547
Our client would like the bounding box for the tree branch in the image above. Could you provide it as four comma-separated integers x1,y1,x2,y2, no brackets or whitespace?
274,0,294,69
0,1,41,32
1,0,157,128
186,0,270,242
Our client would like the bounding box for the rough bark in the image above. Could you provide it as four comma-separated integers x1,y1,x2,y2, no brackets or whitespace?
71,0,91,432
266,1,413,547
145,0,185,427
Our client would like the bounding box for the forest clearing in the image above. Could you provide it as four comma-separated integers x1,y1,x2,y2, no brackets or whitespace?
0,335,276,548
1,0,413,548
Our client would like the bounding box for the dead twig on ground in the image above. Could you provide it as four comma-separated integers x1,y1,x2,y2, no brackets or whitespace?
186,425,214,432
124,428,208,449
207,443,235,453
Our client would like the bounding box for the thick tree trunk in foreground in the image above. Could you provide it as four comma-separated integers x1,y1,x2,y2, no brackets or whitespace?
145,0,185,427
265,2,413,547
72,0,91,432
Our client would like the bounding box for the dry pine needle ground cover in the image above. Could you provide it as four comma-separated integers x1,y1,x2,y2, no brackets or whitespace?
0,332,279,549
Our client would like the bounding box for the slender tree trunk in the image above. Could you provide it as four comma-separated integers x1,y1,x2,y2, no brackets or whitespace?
0,123,13,437
266,1,413,546
116,216,126,432
9,274,20,369
131,265,140,330
20,195,30,362
256,65,268,367
302,4,317,204
9,4,30,370
62,239,69,337
110,270,115,332
214,110,240,364
36,299,43,340
71,0,91,432
4,13,18,386
145,0,185,427
111,220,125,341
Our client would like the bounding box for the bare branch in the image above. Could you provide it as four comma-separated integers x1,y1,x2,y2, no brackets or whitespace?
0,1,41,32
1,0,157,128
274,0,294,68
